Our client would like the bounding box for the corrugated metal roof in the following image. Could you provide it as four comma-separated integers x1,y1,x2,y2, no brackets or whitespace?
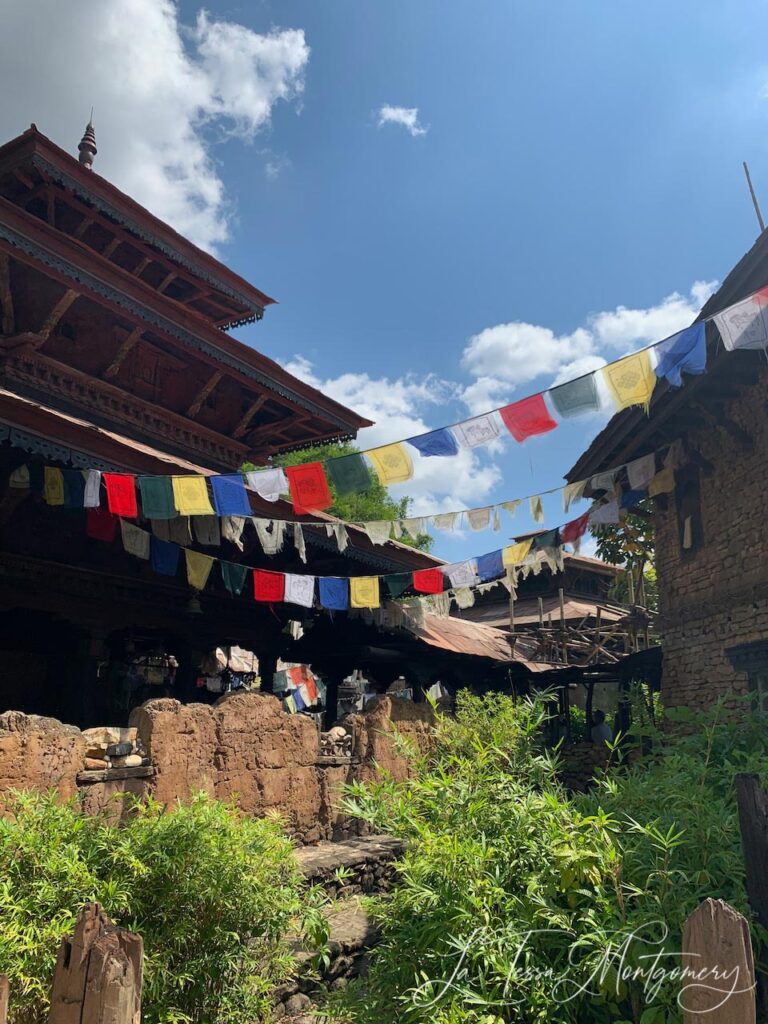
411,613,557,670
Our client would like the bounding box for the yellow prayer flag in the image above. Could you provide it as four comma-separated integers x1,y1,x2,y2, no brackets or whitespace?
648,466,675,497
602,351,656,412
502,538,533,567
185,549,214,590
172,475,214,516
9,465,30,489
350,576,381,609
43,466,65,506
367,443,413,485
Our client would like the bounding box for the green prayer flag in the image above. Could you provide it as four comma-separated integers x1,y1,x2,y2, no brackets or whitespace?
138,476,176,519
549,375,601,419
220,561,248,596
326,453,372,496
384,574,412,599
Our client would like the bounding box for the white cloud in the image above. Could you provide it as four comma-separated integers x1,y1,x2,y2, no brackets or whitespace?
0,0,309,251
462,323,595,389
377,105,428,137
589,280,718,349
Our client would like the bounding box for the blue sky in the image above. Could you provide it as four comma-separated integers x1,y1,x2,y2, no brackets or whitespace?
3,0,768,562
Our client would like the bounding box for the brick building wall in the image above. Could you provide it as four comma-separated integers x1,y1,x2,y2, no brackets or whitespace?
654,370,768,710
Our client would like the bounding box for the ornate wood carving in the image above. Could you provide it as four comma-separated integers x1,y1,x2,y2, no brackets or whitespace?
103,327,143,379
39,288,78,341
186,370,223,417
232,393,268,439
0,253,13,334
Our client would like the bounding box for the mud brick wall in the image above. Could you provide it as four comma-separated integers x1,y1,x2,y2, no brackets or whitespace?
0,710,85,798
653,372,768,711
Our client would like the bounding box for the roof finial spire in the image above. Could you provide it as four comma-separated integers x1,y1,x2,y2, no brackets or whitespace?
78,112,97,170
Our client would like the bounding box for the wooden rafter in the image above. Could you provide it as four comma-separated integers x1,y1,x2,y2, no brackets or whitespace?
38,288,78,341
157,271,177,294
101,237,121,260
0,253,13,335
132,256,152,279
232,393,268,439
186,370,223,417
103,326,143,379
73,215,94,240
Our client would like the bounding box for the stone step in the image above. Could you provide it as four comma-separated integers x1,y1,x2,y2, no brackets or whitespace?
294,834,404,899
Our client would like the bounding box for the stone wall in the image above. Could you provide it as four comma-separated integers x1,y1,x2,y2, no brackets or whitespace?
0,710,85,799
654,371,768,711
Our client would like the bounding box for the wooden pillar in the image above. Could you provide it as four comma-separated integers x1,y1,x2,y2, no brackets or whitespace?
682,898,755,1023
0,975,8,1024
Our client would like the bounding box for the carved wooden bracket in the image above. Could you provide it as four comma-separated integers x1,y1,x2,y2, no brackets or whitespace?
233,393,268,439
186,370,223,417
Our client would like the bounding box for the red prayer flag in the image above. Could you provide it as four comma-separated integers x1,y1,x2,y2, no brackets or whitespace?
499,394,558,443
285,462,333,514
560,511,590,545
86,507,118,542
303,674,318,702
253,569,286,603
103,473,138,517
413,568,444,594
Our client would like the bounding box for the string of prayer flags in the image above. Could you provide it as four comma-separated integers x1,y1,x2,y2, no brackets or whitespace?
654,322,707,388
589,499,620,526
413,568,444,594
367,443,413,484
138,476,175,520
86,507,117,542
476,549,504,582
500,395,557,442
549,374,602,419
534,528,560,552
451,414,499,449
350,576,380,609
245,467,287,502
83,469,101,508
172,475,214,516
284,573,316,608
648,466,675,496
193,516,221,547
713,289,768,351
185,549,214,590
326,453,372,495
319,577,349,610
253,569,285,603
150,536,181,576
210,474,252,517
466,507,491,531
121,520,150,560
43,466,65,506
104,473,138,518
407,427,460,458
62,470,86,509
363,521,393,546
432,512,459,532
627,453,656,491
503,538,533,566
220,560,248,596
385,574,413,598
591,469,618,494
560,511,590,546
285,461,333,514
603,350,656,412
447,560,478,589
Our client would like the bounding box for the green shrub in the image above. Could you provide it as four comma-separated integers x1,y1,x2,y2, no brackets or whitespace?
330,692,768,1024
0,791,325,1024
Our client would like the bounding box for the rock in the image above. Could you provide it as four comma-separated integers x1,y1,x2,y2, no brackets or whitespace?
84,757,109,771
285,993,312,1012
106,742,134,758
109,754,143,768
82,726,137,757
0,711,86,799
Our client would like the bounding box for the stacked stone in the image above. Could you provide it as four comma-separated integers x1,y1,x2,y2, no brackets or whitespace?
81,726,150,771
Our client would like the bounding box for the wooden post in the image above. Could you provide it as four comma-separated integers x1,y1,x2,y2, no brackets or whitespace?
48,903,143,1024
538,597,544,626
559,588,568,665
0,975,8,1024
585,679,595,735
682,898,755,1023
508,569,515,634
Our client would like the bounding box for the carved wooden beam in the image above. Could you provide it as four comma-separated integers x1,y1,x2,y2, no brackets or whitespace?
101,237,121,259
0,253,14,335
103,326,143,379
38,288,78,341
132,256,152,278
186,370,223,417
73,215,94,240
233,393,268,439
157,271,177,294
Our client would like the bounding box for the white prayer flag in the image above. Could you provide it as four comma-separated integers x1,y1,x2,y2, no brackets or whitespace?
83,469,102,507
363,521,392,545
432,512,460,532
529,495,544,523
447,559,479,588
284,573,316,608
714,293,768,351
466,507,491,531
589,500,620,526
245,467,288,502
450,414,500,449
562,480,587,513
627,454,656,490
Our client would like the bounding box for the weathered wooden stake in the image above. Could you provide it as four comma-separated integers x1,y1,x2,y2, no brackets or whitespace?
48,903,143,1024
682,898,755,1023
0,974,9,1024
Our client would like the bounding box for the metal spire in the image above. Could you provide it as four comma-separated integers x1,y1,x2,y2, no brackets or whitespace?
78,112,97,170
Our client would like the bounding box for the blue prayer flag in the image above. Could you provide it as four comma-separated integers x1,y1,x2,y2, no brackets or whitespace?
620,489,646,511
476,549,504,582
150,536,181,576
654,322,706,389
210,474,252,516
407,428,460,458
319,577,349,610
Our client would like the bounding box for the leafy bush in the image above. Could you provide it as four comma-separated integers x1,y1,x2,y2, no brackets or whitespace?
331,692,768,1024
0,792,326,1024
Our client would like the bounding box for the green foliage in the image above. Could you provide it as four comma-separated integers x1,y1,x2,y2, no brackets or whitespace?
247,442,433,551
0,792,326,1024
592,503,657,613
329,692,768,1024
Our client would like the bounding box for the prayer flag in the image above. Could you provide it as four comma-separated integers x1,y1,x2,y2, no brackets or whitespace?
627,454,656,490
447,560,478,588
476,549,504,582
500,394,558,442
86,507,117,542
466,507,491,531
168,517,192,546
83,469,101,508
221,516,246,550
621,489,645,510
185,549,214,590
529,495,544,522
193,516,220,547
503,538,533,566
62,470,85,508
654,322,707,388
450,414,500,449
560,511,590,545
211,474,251,516
362,521,392,545
367,443,413,484
285,461,333,513
385,574,412,598
220,561,248,596
591,470,617,494
326,453,372,495
44,467,65,506
319,577,349,610
648,467,675,496
138,476,175,519
284,573,316,608
602,351,656,412
104,474,138,518
350,576,381,609
120,520,150,560
150,536,180,576
549,374,601,418
172,476,214,516
589,500,620,526
407,428,460,457
245,467,288,502
432,512,459,531
563,480,587,513
253,569,285,603
534,528,560,551
714,291,768,351
413,568,444,594
9,465,29,489
453,587,475,609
